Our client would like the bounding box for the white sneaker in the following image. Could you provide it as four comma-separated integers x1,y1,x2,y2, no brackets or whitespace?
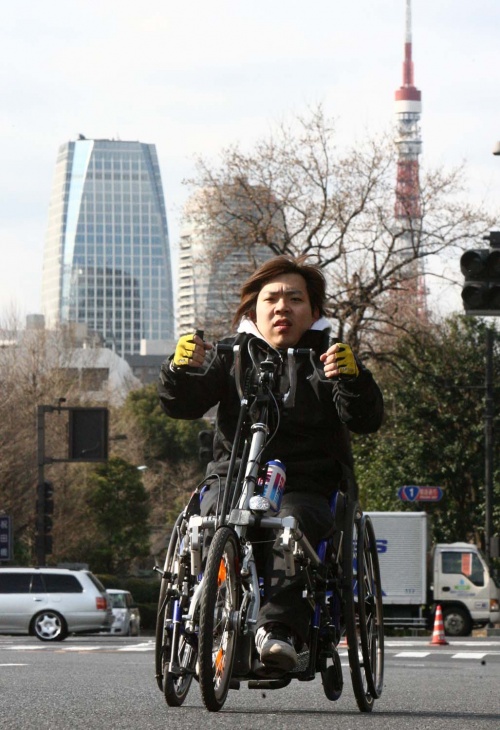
255,624,298,673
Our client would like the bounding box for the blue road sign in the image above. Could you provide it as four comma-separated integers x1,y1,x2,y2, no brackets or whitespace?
398,486,444,502
0,515,13,561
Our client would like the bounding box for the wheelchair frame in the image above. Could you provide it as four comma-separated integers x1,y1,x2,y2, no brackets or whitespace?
155,338,384,713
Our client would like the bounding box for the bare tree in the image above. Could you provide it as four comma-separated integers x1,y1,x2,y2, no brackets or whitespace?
0,314,131,561
185,106,495,354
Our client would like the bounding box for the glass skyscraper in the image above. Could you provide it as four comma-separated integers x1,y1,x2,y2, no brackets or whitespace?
42,138,174,356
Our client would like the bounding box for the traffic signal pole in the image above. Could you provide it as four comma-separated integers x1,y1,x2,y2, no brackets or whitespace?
36,405,48,566
485,328,494,562
461,228,499,560
35,404,109,565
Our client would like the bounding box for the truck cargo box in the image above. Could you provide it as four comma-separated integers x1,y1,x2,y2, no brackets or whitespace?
366,512,429,605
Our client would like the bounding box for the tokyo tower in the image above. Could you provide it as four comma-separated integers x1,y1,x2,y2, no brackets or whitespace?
393,0,428,321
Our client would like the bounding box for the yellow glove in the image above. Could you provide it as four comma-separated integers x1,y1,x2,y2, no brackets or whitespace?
173,333,198,367
335,344,359,378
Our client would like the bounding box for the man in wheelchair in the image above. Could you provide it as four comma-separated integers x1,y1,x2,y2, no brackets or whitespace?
159,254,383,676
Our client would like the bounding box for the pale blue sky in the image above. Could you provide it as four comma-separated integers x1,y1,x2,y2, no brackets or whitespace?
1,0,500,319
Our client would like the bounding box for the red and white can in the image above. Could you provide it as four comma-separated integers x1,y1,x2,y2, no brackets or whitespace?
261,459,286,512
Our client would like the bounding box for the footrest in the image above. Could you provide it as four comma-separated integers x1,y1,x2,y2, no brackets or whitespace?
295,649,310,673
247,678,292,690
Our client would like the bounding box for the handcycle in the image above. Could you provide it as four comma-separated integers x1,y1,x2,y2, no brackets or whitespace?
155,336,384,712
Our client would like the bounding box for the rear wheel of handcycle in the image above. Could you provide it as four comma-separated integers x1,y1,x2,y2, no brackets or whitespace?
155,513,182,691
357,514,384,699
155,512,197,706
198,526,241,712
340,499,375,712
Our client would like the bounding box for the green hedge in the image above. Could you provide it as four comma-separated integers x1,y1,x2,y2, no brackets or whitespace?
97,573,161,630
139,603,159,631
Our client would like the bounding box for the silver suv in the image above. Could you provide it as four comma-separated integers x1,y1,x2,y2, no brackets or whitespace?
0,567,113,641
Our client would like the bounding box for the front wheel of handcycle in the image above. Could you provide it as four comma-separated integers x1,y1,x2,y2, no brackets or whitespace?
198,526,241,712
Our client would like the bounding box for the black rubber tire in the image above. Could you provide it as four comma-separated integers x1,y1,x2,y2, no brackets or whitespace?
198,526,240,712
442,606,472,637
32,611,68,642
164,635,197,707
341,500,375,713
320,644,343,702
357,515,385,699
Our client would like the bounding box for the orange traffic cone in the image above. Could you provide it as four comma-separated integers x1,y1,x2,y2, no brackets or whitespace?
429,604,449,646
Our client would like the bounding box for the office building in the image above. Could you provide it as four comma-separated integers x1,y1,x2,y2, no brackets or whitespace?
42,138,174,356
177,184,281,337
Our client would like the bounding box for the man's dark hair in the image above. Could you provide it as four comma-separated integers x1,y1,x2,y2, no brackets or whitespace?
232,255,327,328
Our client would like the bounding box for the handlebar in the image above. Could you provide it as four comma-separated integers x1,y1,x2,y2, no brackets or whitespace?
175,335,316,411
214,339,315,409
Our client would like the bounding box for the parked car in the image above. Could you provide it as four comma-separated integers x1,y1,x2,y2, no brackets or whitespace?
0,567,112,642
106,589,141,636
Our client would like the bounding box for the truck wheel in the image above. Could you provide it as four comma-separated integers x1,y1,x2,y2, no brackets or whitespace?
442,606,472,637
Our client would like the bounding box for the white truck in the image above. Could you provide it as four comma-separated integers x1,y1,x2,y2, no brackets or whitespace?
366,511,500,636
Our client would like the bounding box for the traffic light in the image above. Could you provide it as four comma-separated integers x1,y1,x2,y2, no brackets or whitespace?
461,232,500,315
198,430,214,465
36,481,54,556
68,407,108,461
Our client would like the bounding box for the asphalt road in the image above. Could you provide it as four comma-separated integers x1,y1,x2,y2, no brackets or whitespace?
1,635,500,730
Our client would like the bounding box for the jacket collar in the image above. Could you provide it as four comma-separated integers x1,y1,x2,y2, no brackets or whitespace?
237,316,331,343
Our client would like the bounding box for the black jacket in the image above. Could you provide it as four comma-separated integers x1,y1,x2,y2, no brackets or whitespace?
158,329,384,498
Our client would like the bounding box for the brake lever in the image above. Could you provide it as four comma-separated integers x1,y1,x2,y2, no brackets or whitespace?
182,335,237,378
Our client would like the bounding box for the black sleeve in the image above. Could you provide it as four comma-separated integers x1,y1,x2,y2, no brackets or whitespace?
332,364,384,434
158,349,229,420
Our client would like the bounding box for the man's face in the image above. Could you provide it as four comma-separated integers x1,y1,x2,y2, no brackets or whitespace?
253,273,319,348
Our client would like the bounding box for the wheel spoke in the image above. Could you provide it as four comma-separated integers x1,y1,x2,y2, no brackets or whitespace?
155,510,200,707
199,527,240,712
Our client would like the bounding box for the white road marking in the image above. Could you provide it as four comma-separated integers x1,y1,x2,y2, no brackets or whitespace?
5,645,48,650
451,652,487,660
385,640,500,647
64,646,104,651
118,642,154,652
394,651,430,658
